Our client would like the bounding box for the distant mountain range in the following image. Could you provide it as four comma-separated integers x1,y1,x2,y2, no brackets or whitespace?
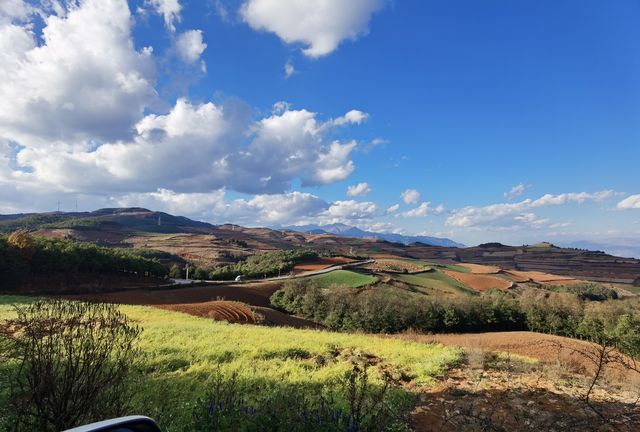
280,223,465,248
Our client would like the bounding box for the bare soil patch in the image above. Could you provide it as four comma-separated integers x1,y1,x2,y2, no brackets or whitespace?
442,270,513,292
412,365,640,431
458,263,501,274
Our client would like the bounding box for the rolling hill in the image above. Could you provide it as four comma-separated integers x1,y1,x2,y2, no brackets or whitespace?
1,208,638,284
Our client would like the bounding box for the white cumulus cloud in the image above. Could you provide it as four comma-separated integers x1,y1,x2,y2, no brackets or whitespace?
504,183,527,200
322,200,378,222
284,60,295,78
0,0,372,222
446,190,615,229
403,202,445,217
240,0,385,57
146,0,182,32
114,189,384,227
347,182,372,197
386,203,400,214
331,110,369,126
175,29,207,64
0,0,156,147
401,189,420,204
617,194,640,210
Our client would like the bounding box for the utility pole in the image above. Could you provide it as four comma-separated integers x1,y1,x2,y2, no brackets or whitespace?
184,264,189,280
57,201,60,212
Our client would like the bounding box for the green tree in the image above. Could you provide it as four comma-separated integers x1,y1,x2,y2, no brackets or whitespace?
169,264,183,278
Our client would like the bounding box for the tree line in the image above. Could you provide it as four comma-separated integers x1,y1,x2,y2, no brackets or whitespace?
0,231,167,289
271,280,640,358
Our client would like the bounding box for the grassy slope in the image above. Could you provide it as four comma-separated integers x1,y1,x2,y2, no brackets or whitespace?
0,296,459,431
309,270,377,288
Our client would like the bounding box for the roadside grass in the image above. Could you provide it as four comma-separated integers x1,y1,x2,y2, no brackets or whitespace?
394,270,478,296
309,269,377,288
0,296,459,431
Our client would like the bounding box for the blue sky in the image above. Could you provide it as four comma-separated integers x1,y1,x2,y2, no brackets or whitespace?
0,0,639,248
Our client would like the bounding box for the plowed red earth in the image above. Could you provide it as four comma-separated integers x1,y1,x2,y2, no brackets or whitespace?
63,283,320,328
159,300,257,323
64,281,280,307
442,270,513,292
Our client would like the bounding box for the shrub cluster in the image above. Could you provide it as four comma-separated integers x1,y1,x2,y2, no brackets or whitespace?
208,250,319,280
271,281,640,357
271,281,526,334
0,300,142,431
543,282,618,301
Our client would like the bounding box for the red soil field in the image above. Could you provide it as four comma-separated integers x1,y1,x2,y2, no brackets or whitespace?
63,281,281,308
159,300,257,323
442,270,513,292
62,282,319,328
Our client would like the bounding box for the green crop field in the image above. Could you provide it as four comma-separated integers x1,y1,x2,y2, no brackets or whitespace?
309,269,377,288
395,270,478,296
430,262,471,273
0,296,459,432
